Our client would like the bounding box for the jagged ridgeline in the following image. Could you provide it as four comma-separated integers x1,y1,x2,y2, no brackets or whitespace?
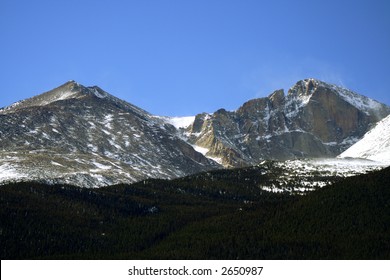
1,78,389,187
1,166,389,259
1,79,389,260
184,79,390,166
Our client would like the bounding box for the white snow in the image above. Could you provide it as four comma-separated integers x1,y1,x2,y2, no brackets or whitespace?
103,114,114,129
285,97,309,118
51,161,64,167
257,157,387,194
191,144,223,164
0,163,26,182
0,101,23,113
262,185,285,193
93,88,107,98
326,82,383,114
55,91,78,102
340,136,360,146
158,116,195,129
108,139,122,150
92,161,112,170
35,89,80,107
285,79,383,117
306,158,387,174
192,145,209,155
339,115,390,163
87,144,98,152
207,156,223,165
102,129,111,135
298,93,313,105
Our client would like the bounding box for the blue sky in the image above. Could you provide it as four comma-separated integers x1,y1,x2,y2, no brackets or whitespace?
1,0,389,116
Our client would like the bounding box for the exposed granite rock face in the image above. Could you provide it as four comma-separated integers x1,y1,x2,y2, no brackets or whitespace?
185,79,390,167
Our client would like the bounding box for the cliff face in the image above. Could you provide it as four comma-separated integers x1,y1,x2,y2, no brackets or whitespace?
185,79,390,167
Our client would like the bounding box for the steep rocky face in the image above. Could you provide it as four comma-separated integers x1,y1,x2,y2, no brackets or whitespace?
184,79,390,167
0,81,219,187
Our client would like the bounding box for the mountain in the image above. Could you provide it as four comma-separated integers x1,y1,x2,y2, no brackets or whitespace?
0,81,219,187
0,78,389,187
339,114,390,163
182,79,390,167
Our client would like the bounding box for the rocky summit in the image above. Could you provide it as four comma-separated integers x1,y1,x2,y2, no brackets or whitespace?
183,79,390,167
0,78,389,187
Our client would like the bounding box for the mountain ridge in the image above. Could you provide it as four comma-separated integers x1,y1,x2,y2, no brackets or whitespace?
1,78,389,187
0,81,152,119
0,81,219,187
182,78,390,166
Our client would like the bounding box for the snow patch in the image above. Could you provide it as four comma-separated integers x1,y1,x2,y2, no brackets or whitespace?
51,161,64,167
87,144,98,152
192,145,209,155
55,91,78,102
0,163,26,182
93,88,107,98
103,114,114,129
191,144,223,164
258,158,386,194
92,161,112,170
207,156,223,165
327,83,383,115
157,116,195,129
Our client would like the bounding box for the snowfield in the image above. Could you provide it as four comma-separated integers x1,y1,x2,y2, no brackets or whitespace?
0,163,27,182
256,158,387,194
339,114,390,163
156,116,195,129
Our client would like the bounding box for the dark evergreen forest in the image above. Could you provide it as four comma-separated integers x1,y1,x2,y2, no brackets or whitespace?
1,166,389,259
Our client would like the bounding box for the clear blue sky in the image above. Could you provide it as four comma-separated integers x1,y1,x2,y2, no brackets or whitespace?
1,0,389,116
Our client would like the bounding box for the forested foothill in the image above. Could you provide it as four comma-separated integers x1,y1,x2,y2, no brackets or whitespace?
1,166,389,259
